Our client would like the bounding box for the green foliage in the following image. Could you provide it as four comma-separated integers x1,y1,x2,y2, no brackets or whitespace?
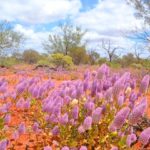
37,58,50,66
23,49,40,64
131,63,143,69
88,51,100,65
49,53,73,69
0,20,24,56
118,53,136,67
107,62,121,69
0,57,18,67
98,58,107,65
43,23,86,55
69,46,88,65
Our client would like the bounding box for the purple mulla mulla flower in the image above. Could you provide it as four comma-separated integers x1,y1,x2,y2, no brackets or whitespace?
110,146,118,150
71,90,77,99
16,98,25,109
4,114,11,124
113,79,123,100
84,101,95,112
72,106,79,120
117,95,124,107
79,146,87,150
130,79,136,89
105,87,113,102
139,75,149,94
129,98,147,125
53,104,61,116
48,114,58,123
84,70,90,80
129,92,137,103
16,82,26,94
32,87,39,98
18,122,26,135
78,125,85,134
83,116,92,130
60,113,69,125
32,122,39,133
61,146,69,150
0,104,8,113
83,79,89,91
92,107,102,124
109,107,130,131
44,146,52,150
13,131,19,140
52,126,60,136
0,139,8,150
64,96,71,105
97,64,110,79
126,133,137,147
0,84,7,93
139,127,150,145
91,80,97,97
76,86,83,98
24,100,30,109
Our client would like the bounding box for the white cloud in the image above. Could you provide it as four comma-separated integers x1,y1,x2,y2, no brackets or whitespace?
14,24,49,51
0,0,81,24
8,0,146,55
74,0,144,53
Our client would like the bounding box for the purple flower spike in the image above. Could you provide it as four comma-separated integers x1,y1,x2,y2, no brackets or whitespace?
129,98,147,125
4,114,11,124
44,146,52,150
52,126,60,136
61,146,69,150
109,107,130,131
0,139,8,150
126,133,137,147
83,116,92,130
139,127,150,145
18,122,26,135
13,131,19,140
139,75,149,94
110,146,118,150
79,146,87,150
117,95,124,107
32,122,39,133
92,107,102,124
72,106,79,120
60,113,68,125
78,125,85,134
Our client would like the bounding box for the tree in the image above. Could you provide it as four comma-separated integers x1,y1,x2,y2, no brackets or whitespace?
23,49,40,64
88,50,100,65
132,43,144,62
69,46,88,65
100,39,122,62
127,0,150,55
49,53,73,69
0,20,24,57
127,0,150,24
120,53,136,67
43,23,86,55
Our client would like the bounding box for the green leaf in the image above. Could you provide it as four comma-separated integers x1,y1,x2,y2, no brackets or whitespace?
0,118,4,130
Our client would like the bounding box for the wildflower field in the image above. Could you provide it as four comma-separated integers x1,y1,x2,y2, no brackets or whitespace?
0,64,149,150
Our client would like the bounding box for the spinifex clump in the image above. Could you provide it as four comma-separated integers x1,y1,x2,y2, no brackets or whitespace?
0,64,149,150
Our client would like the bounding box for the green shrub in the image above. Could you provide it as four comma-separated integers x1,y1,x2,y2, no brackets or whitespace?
0,57,18,68
131,63,143,69
106,62,121,69
50,53,74,69
37,59,50,66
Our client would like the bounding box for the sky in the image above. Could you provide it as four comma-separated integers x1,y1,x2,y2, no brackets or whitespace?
0,0,147,56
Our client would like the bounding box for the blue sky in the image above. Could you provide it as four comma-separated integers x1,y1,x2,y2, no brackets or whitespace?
0,0,148,56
